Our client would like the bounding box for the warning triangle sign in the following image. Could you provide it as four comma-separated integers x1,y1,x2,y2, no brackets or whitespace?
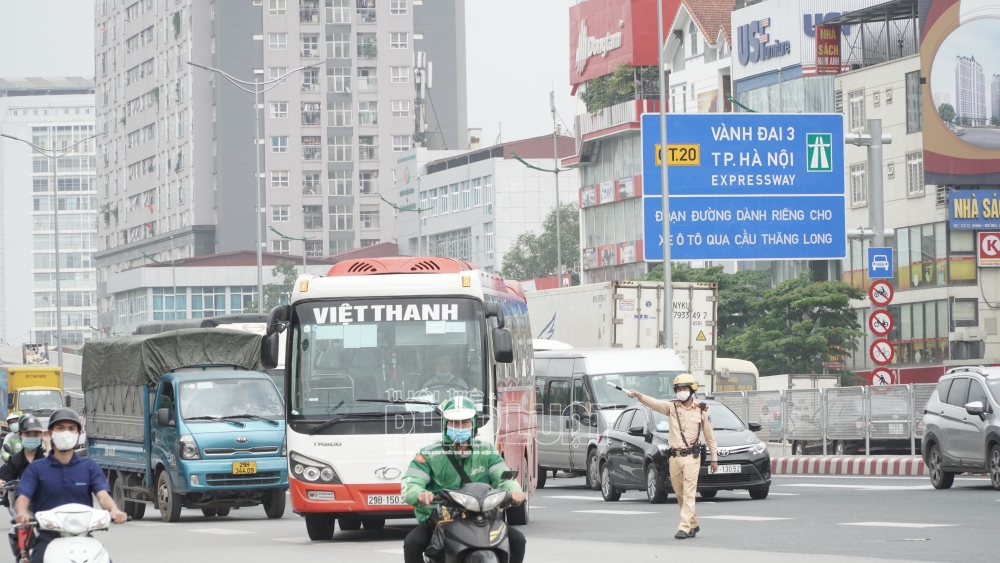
696,331,707,342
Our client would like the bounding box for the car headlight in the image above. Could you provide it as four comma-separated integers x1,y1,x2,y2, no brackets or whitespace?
290,451,341,483
751,441,767,455
446,491,481,512
179,434,201,460
481,490,508,512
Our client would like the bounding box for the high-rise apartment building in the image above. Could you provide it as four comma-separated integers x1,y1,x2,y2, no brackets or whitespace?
0,78,97,347
94,0,467,333
991,74,1000,123
955,54,986,126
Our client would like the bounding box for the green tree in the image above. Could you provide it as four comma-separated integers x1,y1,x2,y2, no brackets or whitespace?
579,63,659,113
500,203,580,280
643,264,771,356
245,260,300,313
938,103,955,124
728,274,864,382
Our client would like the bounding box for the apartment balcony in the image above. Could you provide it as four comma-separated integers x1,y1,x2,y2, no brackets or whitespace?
358,111,378,126
302,146,322,161
300,47,320,59
302,110,322,126
301,82,321,93
357,76,378,92
358,145,378,161
565,99,662,167
300,5,320,23
357,40,377,59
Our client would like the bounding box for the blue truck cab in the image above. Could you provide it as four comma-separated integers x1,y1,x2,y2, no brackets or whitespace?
82,329,288,522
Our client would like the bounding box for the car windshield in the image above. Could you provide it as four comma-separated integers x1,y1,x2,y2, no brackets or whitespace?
590,372,685,404
650,403,745,432
179,378,285,421
18,390,62,412
289,297,487,418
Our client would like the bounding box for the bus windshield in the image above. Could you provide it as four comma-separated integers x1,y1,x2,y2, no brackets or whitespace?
714,372,757,392
289,297,486,419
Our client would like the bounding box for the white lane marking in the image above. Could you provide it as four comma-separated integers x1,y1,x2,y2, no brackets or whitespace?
190,528,253,535
780,484,933,491
131,522,169,527
572,510,659,515
699,516,791,521
840,522,955,528
543,495,603,501
375,549,406,555
765,493,799,496
273,538,321,544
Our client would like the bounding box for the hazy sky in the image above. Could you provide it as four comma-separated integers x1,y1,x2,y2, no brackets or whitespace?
0,0,577,146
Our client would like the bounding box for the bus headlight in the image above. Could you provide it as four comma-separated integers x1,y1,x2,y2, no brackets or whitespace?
290,451,340,484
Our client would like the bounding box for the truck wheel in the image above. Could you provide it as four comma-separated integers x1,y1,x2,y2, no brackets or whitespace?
263,489,286,519
305,514,335,541
361,517,385,530
201,508,218,517
216,508,231,517
113,478,141,519
157,472,182,523
339,516,362,530
132,502,146,520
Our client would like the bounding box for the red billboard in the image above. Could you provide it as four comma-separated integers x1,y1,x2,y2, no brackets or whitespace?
569,0,682,86
815,24,841,74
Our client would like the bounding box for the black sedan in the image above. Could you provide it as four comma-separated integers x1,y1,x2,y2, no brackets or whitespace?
596,400,771,502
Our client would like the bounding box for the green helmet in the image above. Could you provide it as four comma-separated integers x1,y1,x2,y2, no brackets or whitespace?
440,396,478,442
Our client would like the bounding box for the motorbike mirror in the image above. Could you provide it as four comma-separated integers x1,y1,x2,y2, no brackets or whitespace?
500,470,518,480
156,407,174,427
748,422,763,432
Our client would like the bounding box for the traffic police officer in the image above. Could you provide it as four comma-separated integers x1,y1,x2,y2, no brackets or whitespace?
626,374,717,539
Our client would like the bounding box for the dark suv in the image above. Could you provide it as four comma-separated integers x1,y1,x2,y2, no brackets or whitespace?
921,366,1000,490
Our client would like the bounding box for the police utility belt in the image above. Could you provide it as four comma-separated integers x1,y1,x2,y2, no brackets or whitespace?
669,446,705,458
670,401,709,459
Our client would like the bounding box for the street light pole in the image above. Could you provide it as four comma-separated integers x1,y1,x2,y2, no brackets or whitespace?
656,0,672,350
1,132,98,368
188,61,321,313
550,91,563,282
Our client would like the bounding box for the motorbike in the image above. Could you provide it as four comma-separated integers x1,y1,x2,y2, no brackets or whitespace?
424,482,514,563
12,504,114,563
3,481,31,563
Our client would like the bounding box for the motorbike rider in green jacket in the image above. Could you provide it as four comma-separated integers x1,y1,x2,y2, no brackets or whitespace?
400,396,526,563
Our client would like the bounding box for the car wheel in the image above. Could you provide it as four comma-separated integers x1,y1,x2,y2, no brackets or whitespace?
536,464,546,489
339,516,362,530
201,508,218,517
749,487,769,500
834,440,853,455
263,489,286,519
157,471,182,523
646,465,669,504
927,444,955,490
305,514,335,541
586,450,601,491
699,490,717,498
989,445,1000,492
600,464,621,502
793,441,805,456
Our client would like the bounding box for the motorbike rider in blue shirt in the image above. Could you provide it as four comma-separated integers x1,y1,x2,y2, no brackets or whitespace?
14,408,127,563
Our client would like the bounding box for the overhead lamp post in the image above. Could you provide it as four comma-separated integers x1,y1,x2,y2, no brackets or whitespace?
656,0,672,349
188,61,322,313
2,131,99,368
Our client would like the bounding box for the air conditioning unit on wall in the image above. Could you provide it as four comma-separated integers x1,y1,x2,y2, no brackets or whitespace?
952,326,982,341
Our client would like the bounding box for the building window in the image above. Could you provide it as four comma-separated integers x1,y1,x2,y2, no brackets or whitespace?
229,286,257,314
461,181,471,209
359,239,379,247
329,135,351,162
270,136,288,153
269,67,288,83
357,33,377,58
485,222,494,260
301,102,322,126
301,68,320,92
428,189,438,217
268,0,286,15
271,240,290,255
330,170,352,195
328,101,352,127
305,240,324,256
390,32,408,49
849,89,865,131
300,33,319,57
360,205,380,230
392,135,411,152
152,288,187,320
484,175,493,215
953,298,979,328
301,136,321,160
906,152,924,196
850,164,866,206
272,205,290,222
359,170,379,194
449,183,459,211
391,66,410,83
190,287,226,318
359,101,378,125
688,21,698,56
303,172,322,195
390,0,407,14
329,239,354,254
357,0,376,22
357,67,377,91
438,187,448,215
303,205,323,230
327,67,351,92
948,229,977,285
327,0,350,23
430,228,472,262
270,102,288,118
905,70,922,133
359,135,378,160
329,204,354,230
326,32,350,58
472,177,482,207
392,100,410,117
268,33,287,50
271,170,289,188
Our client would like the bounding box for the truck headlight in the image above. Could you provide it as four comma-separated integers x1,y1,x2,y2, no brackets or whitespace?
179,434,201,460
290,451,340,484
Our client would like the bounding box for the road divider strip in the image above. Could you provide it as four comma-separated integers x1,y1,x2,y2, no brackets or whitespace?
771,456,927,476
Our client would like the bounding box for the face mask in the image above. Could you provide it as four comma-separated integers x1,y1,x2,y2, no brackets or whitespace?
51,431,78,451
446,426,472,444
21,437,41,451
675,390,691,402
9,423,18,433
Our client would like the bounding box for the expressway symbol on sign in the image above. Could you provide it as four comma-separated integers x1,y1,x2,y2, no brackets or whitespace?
871,368,894,386
869,338,895,365
868,310,894,337
868,280,894,306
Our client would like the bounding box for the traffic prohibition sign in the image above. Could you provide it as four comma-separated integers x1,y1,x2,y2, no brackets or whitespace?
869,338,895,365
871,368,894,386
868,310,894,337
869,280,894,306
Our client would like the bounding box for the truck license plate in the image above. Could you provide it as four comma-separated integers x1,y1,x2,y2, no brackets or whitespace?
233,461,257,475
367,495,406,506
713,465,742,474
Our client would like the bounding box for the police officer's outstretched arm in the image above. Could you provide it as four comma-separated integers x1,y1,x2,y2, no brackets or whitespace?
487,450,525,505
401,451,434,506
624,389,674,416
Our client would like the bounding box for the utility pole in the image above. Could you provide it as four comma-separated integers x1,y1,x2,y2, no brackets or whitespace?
550,91,563,282
845,119,893,246
656,0,672,349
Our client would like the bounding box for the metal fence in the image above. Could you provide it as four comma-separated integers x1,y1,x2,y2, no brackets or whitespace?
712,384,937,456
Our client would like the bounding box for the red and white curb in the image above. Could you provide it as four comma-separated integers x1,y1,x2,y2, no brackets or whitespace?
771,456,927,476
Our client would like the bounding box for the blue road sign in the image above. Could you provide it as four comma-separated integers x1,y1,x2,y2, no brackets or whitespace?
640,112,846,261
643,196,846,261
867,247,894,279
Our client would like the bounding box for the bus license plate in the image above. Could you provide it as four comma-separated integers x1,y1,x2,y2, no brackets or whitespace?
233,461,257,475
367,495,406,506
713,465,742,474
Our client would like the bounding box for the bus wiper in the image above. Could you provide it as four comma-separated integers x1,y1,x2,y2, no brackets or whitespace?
357,398,439,409
596,404,631,410
184,415,245,427
307,400,346,435
220,414,280,426
307,412,388,435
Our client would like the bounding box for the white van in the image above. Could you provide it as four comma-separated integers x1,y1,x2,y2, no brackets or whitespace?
533,348,686,491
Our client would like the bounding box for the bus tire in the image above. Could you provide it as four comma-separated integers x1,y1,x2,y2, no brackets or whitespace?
339,516,362,530
536,465,546,489
506,500,529,526
362,517,385,530
305,514,336,540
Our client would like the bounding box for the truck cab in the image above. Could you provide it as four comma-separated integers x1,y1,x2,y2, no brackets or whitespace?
2,366,68,428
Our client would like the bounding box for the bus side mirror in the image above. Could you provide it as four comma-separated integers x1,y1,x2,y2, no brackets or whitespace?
485,303,506,329
266,305,291,336
492,327,514,363
261,333,281,370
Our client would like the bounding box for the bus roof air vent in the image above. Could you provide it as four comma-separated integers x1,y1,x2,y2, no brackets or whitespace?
327,256,474,276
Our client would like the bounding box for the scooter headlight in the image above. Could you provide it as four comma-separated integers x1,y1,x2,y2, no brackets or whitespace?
62,512,91,535
481,490,508,512
446,491,481,512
